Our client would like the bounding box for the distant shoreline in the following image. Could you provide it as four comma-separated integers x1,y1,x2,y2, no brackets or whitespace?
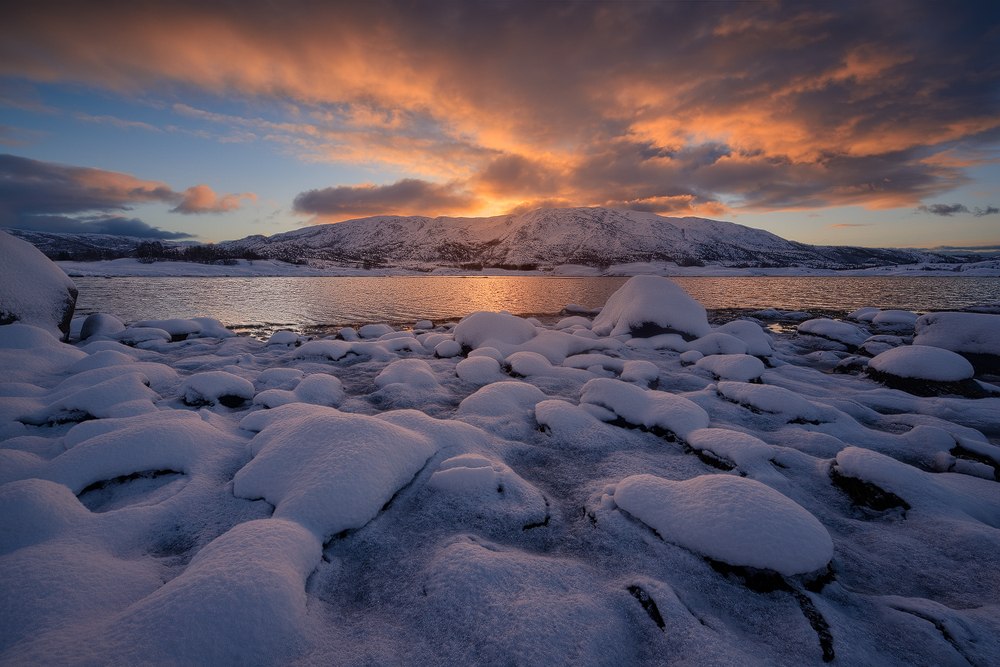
57,257,1000,279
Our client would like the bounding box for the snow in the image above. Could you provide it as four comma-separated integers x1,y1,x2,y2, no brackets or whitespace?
797,318,868,349
4,273,1000,666
79,313,124,340
872,310,919,326
914,312,1000,356
694,354,766,382
868,345,975,382
591,275,711,339
613,474,834,576
179,371,255,407
0,230,78,340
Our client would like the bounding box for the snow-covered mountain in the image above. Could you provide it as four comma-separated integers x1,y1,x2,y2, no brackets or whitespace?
219,208,941,270
6,208,952,270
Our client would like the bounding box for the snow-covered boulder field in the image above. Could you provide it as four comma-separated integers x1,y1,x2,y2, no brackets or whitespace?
2,274,1000,666
0,230,78,341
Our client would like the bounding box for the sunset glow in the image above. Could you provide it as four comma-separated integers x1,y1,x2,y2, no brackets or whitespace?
1,0,998,248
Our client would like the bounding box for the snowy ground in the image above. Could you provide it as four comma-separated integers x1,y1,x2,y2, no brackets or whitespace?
2,278,1000,666
56,257,1000,278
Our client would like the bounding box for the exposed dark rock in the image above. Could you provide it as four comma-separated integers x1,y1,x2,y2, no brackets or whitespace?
830,467,910,512
864,368,993,399
627,586,666,630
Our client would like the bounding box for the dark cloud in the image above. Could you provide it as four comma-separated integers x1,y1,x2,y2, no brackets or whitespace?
12,214,194,239
0,153,254,234
973,206,999,217
293,179,477,219
917,203,971,216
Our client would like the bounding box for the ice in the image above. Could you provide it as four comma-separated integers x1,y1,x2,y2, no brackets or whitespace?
868,345,975,382
613,474,833,576
591,275,711,340
179,371,255,407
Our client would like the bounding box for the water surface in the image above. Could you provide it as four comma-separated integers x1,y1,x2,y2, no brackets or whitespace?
73,276,1000,333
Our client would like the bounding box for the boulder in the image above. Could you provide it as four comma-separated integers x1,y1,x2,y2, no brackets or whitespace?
80,313,126,340
0,230,78,341
913,312,1000,375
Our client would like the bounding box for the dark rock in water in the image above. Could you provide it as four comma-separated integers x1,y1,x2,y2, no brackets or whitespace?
0,230,78,341
80,313,126,340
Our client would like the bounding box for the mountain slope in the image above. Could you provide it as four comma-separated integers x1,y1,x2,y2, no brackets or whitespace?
220,208,938,269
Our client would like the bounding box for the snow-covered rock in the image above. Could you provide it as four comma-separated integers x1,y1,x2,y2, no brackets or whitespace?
866,345,987,398
580,378,710,440
179,371,255,407
913,312,1000,373
613,474,833,576
0,230,78,340
694,354,765,382
797,318,868,350
453,311,537,350
591,275,711,340
79,313,125,340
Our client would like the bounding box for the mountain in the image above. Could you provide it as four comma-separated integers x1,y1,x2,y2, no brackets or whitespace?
1,228,191,260
218,208,942,270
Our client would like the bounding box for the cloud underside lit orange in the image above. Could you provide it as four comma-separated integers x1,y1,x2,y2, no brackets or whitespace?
2,1,997,221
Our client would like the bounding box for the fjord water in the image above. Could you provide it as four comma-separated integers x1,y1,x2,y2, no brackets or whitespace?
73,276,1000,332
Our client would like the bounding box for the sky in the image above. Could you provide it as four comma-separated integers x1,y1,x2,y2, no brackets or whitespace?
1,0,999,250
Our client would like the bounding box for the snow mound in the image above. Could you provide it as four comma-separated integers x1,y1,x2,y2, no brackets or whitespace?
613,474,833,576
914,312,1000,373
717,381,835,423
694,354,765,382
359,323,394,339
871,310,919,326
591,275,711,340
132,318,202,339
233,405,438,540
111,327,171,346
426,455,497,493
293,339,352,361
375,359,441,390
686,428,780,482
797,319,868,350
453,311,537,349
580,378,709,440
107,519,320,666
434,339,463,357
687,332,749,356
507,351,594,382
0,230,78,340
621,360,660,386
848,307,881,321
179,371,255,407
253,373,345,408
79,313,124,340
869,346,974,382
457,382,548,438
455,355,507,386
266,330,299,347
25,372,159,424
716,320,774,356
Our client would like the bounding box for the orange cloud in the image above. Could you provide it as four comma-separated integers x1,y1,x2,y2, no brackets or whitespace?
172,184,257,214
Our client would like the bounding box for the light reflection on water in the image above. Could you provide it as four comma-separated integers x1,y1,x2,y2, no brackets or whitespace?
73,276,1000,332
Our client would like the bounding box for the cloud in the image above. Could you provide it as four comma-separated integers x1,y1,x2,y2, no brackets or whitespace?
973,206,999,217
916,203,971,216
2,2,999,216
293,179,477,220
0,153,255,236
823,223,873,228
171,184,256,214
74,113,162,132
11,214,194,239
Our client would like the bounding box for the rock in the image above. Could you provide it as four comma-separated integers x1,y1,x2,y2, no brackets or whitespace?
0,230,78,341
